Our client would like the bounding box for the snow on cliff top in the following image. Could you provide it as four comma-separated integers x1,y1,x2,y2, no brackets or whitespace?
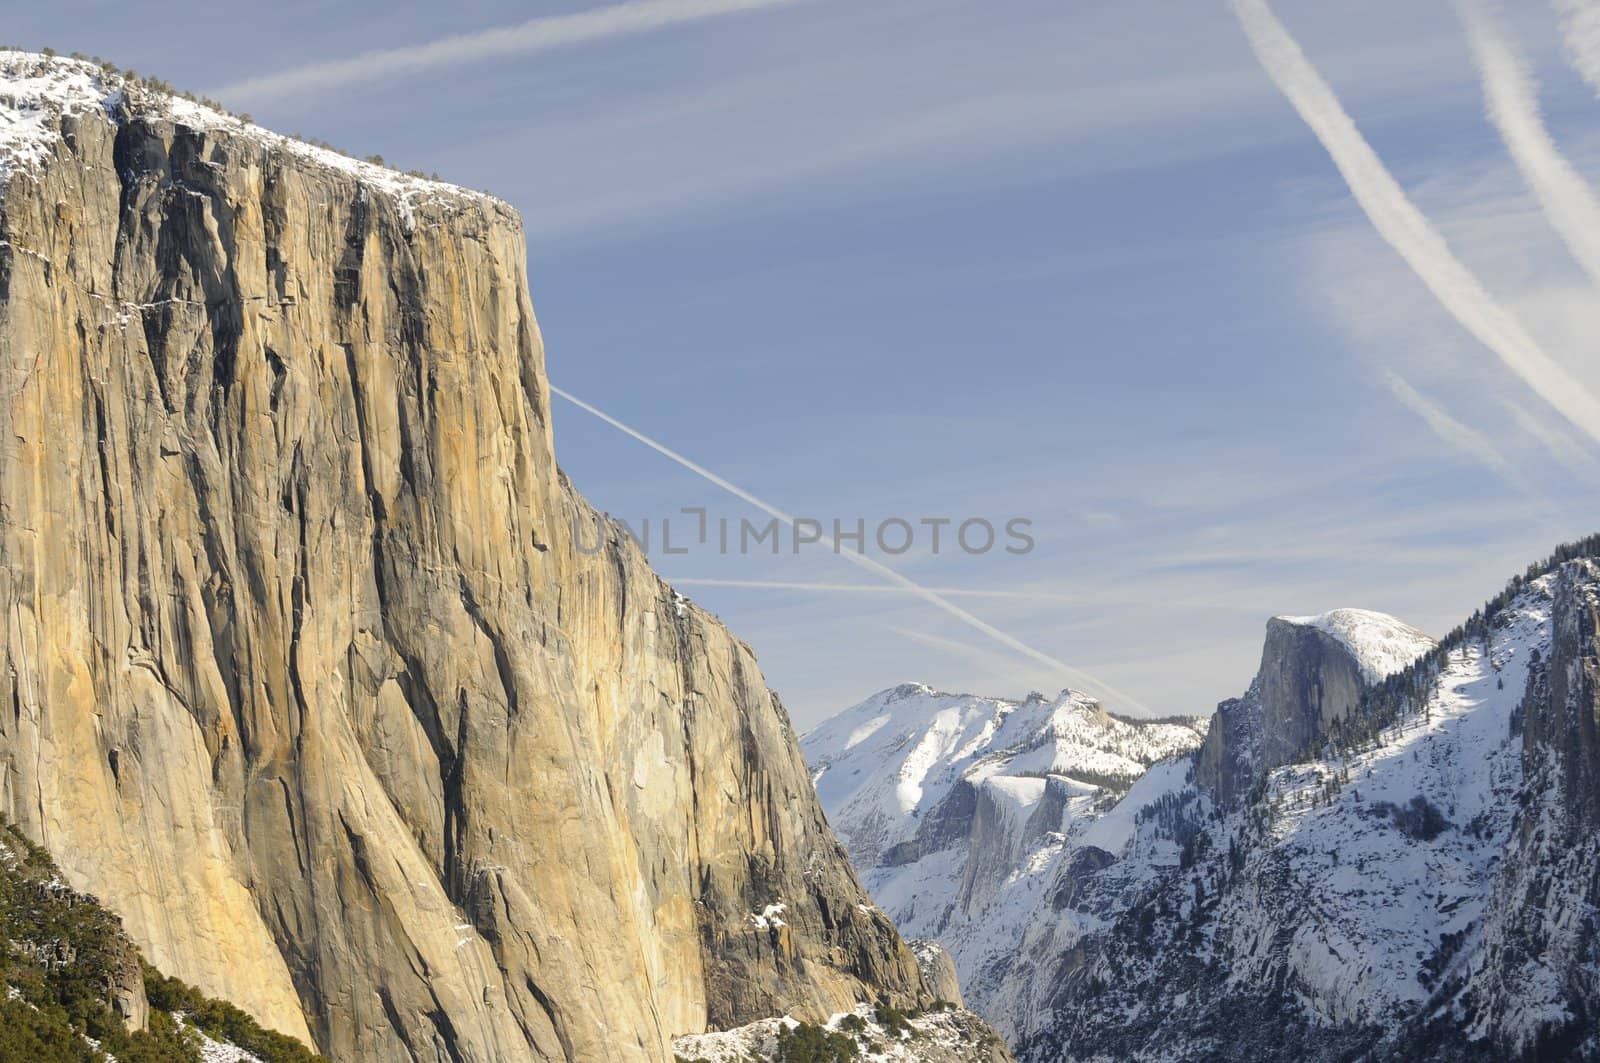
1275,607,1436,684
0,51,496,222
0,51,115,181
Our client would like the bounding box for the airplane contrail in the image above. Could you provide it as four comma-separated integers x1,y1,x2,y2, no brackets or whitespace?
1231,0,1600,448
1554,0,1600,94
1459,0,1600,289
550,384,1154,713
215,0,803,103
666,577,1090,603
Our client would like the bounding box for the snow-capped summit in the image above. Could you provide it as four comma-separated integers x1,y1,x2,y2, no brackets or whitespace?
1274,608,1437,685
805,685,1206,871
805,604,1441,1040
1197,607,1437,802
1008,549,1600,1062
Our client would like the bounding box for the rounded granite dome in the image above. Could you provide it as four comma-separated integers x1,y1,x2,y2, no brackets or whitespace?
1273,608,1437,684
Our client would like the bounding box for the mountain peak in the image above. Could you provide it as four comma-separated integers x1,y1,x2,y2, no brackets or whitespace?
1196,606,1437,804
1271,607,1437,684
802,682,1206,889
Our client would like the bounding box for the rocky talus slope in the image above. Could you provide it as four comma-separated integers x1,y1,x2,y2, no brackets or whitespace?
0,52,989,1062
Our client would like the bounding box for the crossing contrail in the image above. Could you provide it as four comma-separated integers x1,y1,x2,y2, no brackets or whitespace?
1231,0,1600,448
550,384,1154,713
1459,0,1600,290
216,0,804,103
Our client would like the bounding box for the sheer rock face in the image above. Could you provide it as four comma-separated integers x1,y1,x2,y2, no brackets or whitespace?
1524,560,1600,835
1192,690,1262,807
1195,611,1434,804
0,63,930,1062
1254,617,1368,769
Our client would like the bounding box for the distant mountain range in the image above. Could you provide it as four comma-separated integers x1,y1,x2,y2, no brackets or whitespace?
805,536,1600,1062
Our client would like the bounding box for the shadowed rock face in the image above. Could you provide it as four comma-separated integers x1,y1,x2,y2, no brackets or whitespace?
0,59,937,1062
1196,612,1433,804
1524,560,1600,836
1255,617,1369,769
1192,692,1262,807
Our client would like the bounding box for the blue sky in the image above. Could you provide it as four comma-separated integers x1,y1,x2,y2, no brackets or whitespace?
14,0,1600,727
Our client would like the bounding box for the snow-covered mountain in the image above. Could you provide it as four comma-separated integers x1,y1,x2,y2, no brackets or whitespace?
801,685,1208,1015
807,537,1600,1060
1011,547,1600,1061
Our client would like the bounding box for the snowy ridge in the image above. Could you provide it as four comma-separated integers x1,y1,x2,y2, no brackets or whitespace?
803,548,1600,1059
1276,607,1437,685
805,684,1205,870
672,1003,1007,1062
1216,597,1541,1028
0,51,496,225
802,683,1207,1023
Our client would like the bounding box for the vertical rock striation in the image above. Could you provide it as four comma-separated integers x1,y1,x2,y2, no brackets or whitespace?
1195,609,1435,804
0,54,935,1062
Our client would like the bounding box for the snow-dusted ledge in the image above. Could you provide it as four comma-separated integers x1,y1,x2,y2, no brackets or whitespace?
0,50,498,229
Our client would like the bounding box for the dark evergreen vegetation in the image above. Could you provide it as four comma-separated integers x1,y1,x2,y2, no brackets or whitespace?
0,819,324,1063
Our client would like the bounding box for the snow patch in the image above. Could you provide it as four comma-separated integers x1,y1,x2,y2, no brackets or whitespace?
0,51,496,226
749,902,787,930
672,1003,997,1062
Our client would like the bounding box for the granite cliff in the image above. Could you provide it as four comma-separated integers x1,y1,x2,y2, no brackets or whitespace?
0,52,971,1062
1194,609,1436,805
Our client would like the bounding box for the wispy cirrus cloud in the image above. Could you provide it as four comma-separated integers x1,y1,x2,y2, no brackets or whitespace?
213,0,803,104
1459,0,1600,288
1379,369,1532,494
1230,0,1600,449
1503,400,1600,484
1554,0,1600,93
